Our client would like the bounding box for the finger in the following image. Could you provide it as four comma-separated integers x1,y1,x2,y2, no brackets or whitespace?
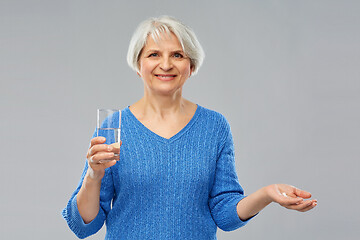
298,201,318,212
102,160,117,168
90,159,117,170
284,202,309,210
294,188,312,199
90,136,106,148
278,196,303,207
110,141,122,155
98,159,118,164
286,200,313,211
110,141,121,148
88,144,113,157
294,200,316,212
90,152,115,164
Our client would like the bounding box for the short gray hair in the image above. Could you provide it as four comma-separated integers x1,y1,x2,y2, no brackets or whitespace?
127,16,205,75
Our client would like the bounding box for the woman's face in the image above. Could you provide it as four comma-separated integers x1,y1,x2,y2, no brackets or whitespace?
138,32,193,96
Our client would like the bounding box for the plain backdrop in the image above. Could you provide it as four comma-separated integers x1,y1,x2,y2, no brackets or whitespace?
1,0,359,239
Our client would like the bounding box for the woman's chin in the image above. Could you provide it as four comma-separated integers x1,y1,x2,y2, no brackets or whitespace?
149,86,182,97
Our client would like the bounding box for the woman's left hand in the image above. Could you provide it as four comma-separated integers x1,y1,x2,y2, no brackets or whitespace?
265,184,317,212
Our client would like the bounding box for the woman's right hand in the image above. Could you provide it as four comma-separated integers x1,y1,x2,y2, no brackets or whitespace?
86,136,121,181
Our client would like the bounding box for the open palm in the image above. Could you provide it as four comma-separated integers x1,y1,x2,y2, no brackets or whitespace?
266,184,317,212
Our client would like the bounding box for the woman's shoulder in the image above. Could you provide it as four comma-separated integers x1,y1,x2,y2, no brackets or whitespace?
197,105,230,129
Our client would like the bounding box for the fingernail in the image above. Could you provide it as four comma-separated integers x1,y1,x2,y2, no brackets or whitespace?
108,146,112,151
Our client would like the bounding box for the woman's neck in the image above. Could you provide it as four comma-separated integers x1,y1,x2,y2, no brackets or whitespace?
130,91,195,121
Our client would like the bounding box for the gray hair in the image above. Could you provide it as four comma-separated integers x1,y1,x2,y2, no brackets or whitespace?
126,16,205,75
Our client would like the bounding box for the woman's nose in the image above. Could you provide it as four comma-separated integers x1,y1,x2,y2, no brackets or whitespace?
159,57,173,71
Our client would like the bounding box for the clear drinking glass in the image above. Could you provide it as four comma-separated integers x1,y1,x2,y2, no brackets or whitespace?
97,109,121,159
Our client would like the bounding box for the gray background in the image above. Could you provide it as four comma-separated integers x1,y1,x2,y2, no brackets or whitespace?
1,0,359,239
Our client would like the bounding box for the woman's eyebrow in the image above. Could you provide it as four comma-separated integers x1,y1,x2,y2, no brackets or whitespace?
145,49,159,53
170,49,185,53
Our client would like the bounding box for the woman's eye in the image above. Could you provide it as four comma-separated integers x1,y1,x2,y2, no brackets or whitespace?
173,53,183,58
149,53,158,57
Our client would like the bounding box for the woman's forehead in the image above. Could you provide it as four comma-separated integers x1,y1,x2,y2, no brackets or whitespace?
144,32,183,51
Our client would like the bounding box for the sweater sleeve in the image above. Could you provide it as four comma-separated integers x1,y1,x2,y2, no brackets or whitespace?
62,113,120,238
62,138,115,238
208,120,253,231
62,161,114,238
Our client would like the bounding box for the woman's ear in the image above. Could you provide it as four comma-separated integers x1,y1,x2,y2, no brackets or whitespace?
189,66,194,78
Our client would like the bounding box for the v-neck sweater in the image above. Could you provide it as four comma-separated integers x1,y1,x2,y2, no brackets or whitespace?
62,105,252,239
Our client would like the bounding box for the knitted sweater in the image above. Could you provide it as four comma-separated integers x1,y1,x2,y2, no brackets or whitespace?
62,105,252,239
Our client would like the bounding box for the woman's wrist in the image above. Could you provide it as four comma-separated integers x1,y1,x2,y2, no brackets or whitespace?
85,168,104,183
261,185,275,205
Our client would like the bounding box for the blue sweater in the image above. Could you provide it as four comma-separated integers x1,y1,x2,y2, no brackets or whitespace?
62,105,252,239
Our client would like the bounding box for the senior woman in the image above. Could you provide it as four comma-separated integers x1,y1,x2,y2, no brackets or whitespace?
62,16,317,239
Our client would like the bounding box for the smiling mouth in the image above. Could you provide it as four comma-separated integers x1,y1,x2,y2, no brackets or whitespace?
155,74,177,80
155,74,177,77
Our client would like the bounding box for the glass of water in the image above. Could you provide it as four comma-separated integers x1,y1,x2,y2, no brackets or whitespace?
97,109,121,160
